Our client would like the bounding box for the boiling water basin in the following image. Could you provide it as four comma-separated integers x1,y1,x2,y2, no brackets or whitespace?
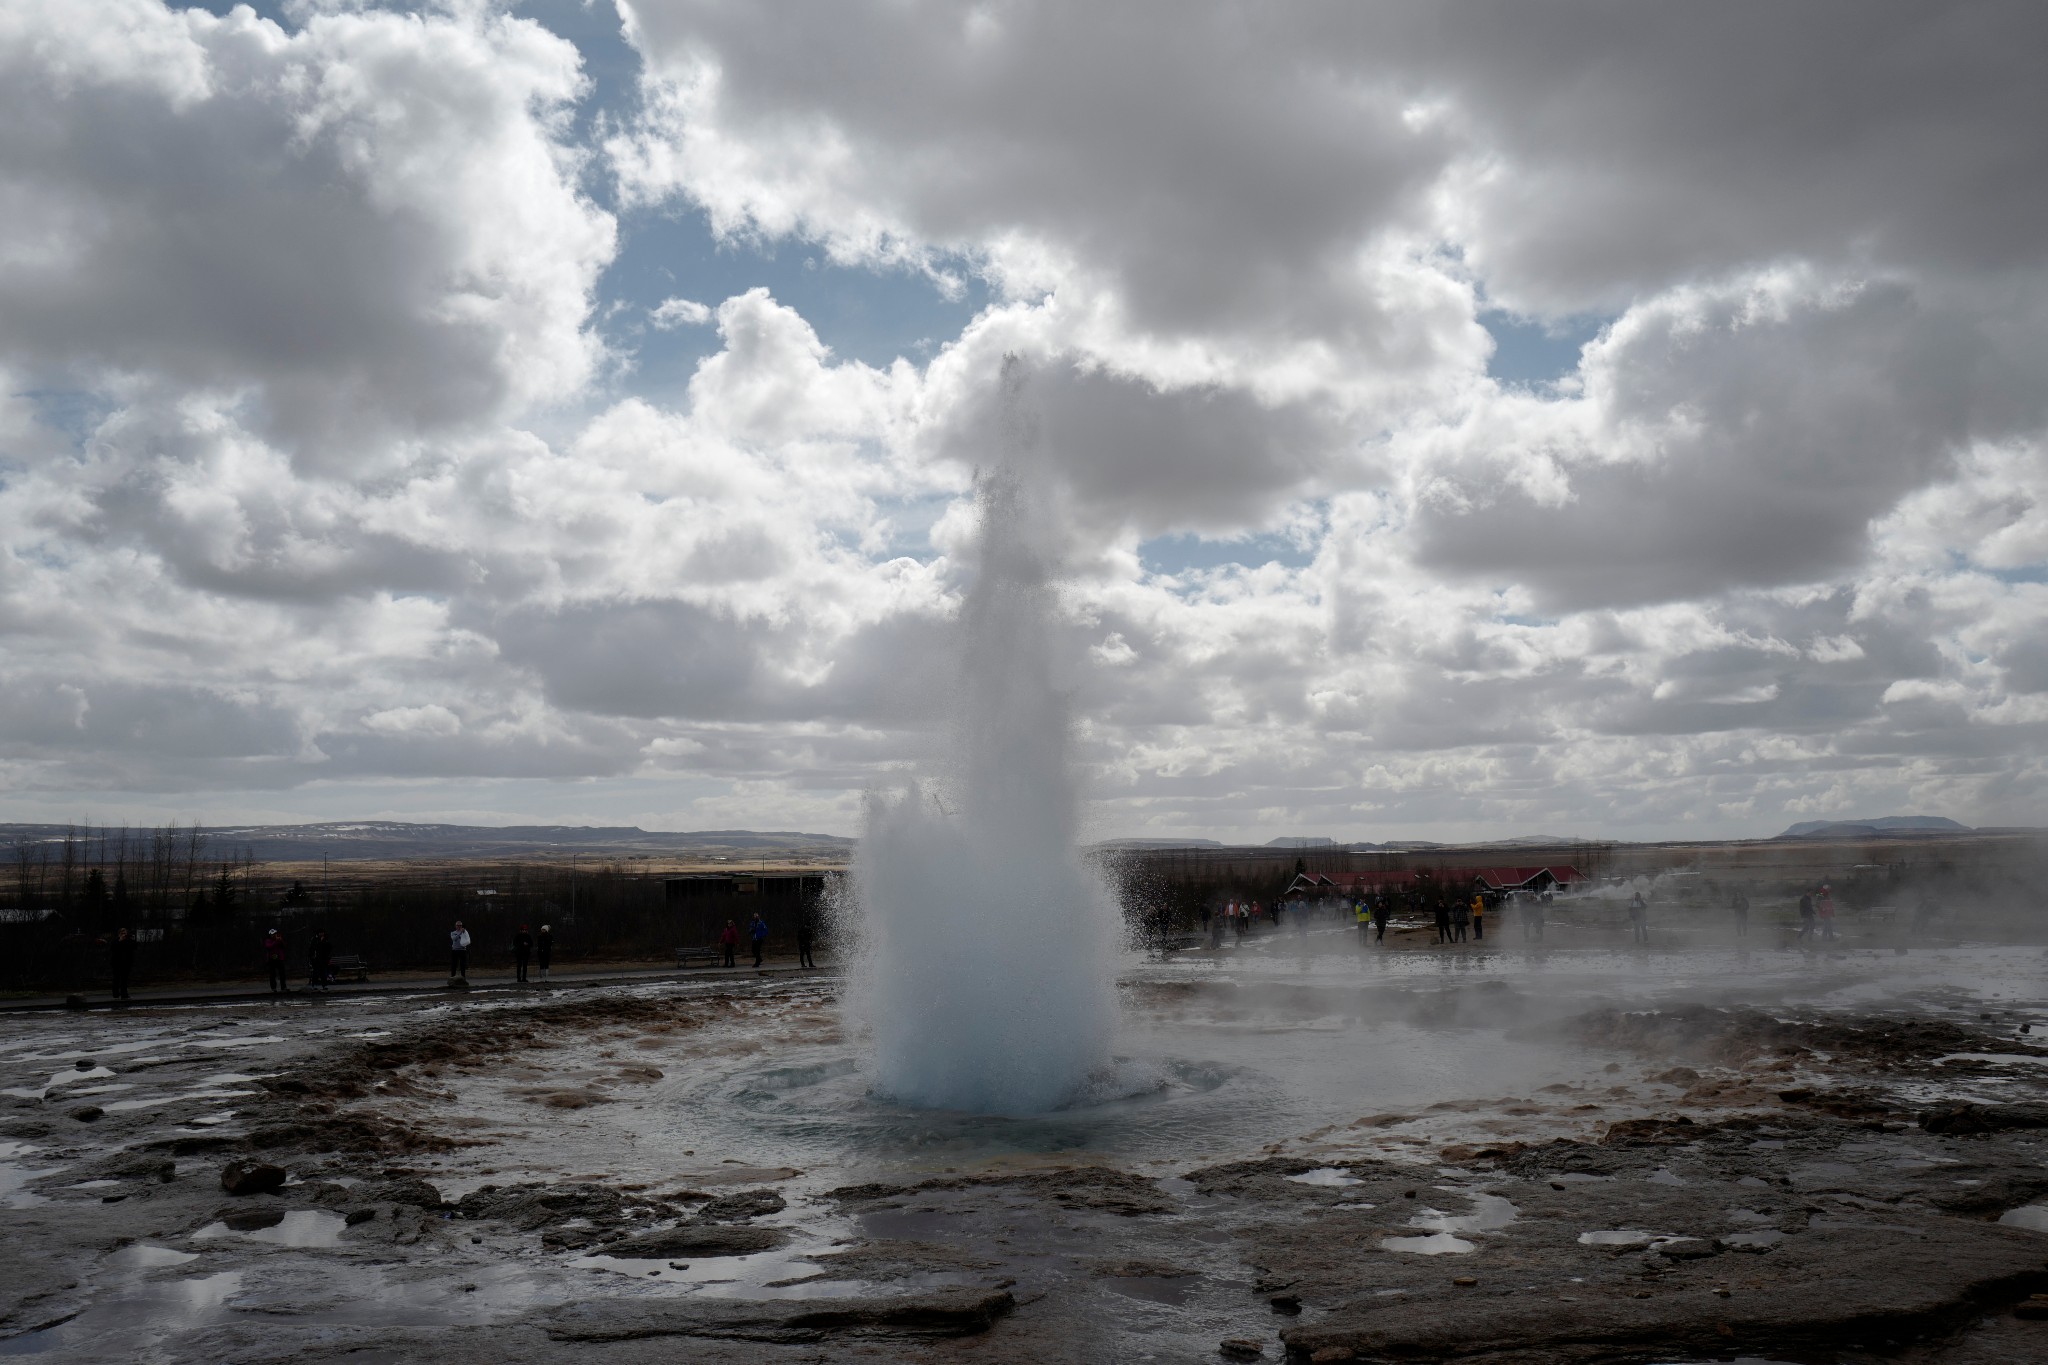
642,972,1617,1176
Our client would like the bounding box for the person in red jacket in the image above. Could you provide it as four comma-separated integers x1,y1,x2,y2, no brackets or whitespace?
720,918,739,968
263,928,288,995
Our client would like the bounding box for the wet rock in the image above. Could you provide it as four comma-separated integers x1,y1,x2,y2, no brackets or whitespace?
1776,1087,1899,1122
829,1165,1174,1216
247,1113,459,1156
1921,1102,2048,1136
539,1287,1014,1343
220,1160,287,1195
605,1224,788,1258
803,1239,997,1283
1601,1116,1699,1146
157,1133,238,1155
221,1206,287,1231
75,1154,173,1185
1218,1340,1264,1360
1000,1166,1174,1215
455,1181,631,1230
1928,1170,2048,1216
519,1088,612,1110
695,1188,785,1222
344,1207,377,1226
1092,1259,1195,1278
69,1105,103,1123
363,1176,444,1209
1275,1211,2048,1365
1576,1005,2025,1073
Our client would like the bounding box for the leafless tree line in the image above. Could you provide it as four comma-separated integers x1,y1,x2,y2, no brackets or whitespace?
5,821,255,929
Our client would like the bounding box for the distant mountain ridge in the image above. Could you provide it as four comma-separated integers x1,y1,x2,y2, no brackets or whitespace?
0,820,853,863
1775,815,1973,840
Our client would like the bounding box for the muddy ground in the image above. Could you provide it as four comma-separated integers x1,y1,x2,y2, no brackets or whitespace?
7,940,2048,1363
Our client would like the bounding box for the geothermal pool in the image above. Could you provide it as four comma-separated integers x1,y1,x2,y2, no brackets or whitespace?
7,935,2048,1363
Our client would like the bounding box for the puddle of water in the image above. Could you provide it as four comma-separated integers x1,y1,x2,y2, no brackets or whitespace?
1718,1229,1783,1249
1380,1231,1476,1254
69,1179,125,1191
0,1141,48,1210
102,1089,258,1114
192,1037,287,1050
1579,1229,1660,1248
0,1271,245,1358
193,1210,347,1248
1578,1229,1701,1251
1286,1168,1362,1187
113,1244,200,1269
1412,1192,1517,1235
1998,1204,2048,1232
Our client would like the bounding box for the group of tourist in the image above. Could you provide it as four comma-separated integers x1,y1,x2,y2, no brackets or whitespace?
713,913,818,969
718,913,771,968
446,920,553,982
88,897,840,1004
1213,898,1273,943
1794,883,1838,941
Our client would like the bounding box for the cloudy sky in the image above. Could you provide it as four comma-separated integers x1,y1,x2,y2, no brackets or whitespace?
2,0,2044,842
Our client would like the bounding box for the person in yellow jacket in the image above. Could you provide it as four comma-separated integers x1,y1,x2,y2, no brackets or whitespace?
1470,893,1486,941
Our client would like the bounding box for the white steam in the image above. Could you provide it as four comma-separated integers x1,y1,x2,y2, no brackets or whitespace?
846,464,1119,1115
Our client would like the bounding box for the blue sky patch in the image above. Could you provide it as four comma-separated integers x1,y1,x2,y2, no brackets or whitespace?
1481,309,1607,388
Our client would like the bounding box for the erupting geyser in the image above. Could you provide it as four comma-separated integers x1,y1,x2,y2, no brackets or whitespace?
848,466,1119,1115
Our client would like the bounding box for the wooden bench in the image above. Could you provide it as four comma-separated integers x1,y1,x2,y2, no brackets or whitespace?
675,945,724,968
327,954,370,982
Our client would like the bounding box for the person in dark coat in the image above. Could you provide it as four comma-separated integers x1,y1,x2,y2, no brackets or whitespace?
795,912,817,969
537,924,553,982
1434,897,1452,944
307,930,331,992
749,913,768,968
108,927,134,1001
513,924,532,983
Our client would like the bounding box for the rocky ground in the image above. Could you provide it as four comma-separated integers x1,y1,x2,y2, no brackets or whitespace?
6,954,2048,1363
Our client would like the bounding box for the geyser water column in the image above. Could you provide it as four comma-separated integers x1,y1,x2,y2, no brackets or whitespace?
850,466,1120,1116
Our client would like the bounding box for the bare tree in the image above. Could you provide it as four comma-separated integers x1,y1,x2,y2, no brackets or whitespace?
10,836,34,913
59,826,78,911
182,822,207,919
